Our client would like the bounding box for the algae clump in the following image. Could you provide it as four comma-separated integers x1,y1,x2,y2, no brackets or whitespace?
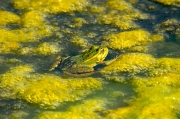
37,98,107,119
0,11,54,43
88,5,105,13
106,0,135,12
13,0,89,14
0,10,20,25
71,18,88,28
32,42,61,55
0,65,103,108
101,53,157,75
147,57,180,76
0,65,34,99
153,0,180,6
103,78,180,119
70,35,89,47
18,42,61,55
102,73,180,119
101,53,180,77
19,74,103,108
105,29,163,50
98,0,149,30
98,12,138,30
0,42,21,54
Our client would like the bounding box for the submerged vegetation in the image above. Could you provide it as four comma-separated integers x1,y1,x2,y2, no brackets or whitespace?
0,0,180,118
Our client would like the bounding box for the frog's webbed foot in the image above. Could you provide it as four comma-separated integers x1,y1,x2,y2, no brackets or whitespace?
49,56,62,71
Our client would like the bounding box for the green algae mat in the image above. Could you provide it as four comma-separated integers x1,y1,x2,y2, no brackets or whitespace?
0,0,180,118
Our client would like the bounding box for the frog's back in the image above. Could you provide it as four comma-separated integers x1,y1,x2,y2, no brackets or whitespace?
60,55,84,69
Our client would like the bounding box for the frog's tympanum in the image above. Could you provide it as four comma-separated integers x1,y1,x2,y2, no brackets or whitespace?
49,46,116,76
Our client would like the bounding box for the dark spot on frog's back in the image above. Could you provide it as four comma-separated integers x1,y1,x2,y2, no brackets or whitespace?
60,56,83,69
60,58,74,69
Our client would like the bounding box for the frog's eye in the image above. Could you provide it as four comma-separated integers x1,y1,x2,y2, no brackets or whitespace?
89,47,93,50
101,48,104,51
100,49,104,53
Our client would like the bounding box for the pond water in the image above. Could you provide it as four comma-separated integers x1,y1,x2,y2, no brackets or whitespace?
0,0,180,119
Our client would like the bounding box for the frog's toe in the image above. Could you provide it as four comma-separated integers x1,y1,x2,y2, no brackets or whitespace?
49,56,62,71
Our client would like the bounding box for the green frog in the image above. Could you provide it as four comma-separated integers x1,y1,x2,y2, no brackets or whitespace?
49,45,116,76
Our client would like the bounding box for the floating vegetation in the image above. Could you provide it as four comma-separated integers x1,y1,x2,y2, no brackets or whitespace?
0,0,180,118
104,29,163,50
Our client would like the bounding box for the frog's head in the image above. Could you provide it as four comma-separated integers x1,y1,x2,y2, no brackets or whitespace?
82,45,108,63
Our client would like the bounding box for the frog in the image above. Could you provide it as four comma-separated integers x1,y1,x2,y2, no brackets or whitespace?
49,45,116,76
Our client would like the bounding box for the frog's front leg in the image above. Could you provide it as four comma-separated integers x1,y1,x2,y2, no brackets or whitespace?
102,57,117,65
63,66,94,76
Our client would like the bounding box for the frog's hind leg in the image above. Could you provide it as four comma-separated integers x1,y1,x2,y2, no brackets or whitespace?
64,67,95,77
64,71,95,77
49,56,62,71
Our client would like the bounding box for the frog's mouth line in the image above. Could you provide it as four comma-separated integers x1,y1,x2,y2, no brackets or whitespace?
98,48,108,61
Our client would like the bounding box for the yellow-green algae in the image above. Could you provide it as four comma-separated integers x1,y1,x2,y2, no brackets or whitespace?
20,75,102,107
37,98,107,119
97,0,150,30
101,53,157,75
148,57,180,76
70,18,88,28
128,45,148,53
0,10,20,25
33,42,61,55
88,5,105,13
0,11,53,43
35,72,180,118
8,110,28,119
0,65,33,99
0,65,103,108
110,91,125,98
156,18,180,46
0,110,28,119
1,58,20,64
103,74,180,119
70,35,89,47
13,0,88,14
18,42,61,55
104,29,163,50
106,0,136,12
0,10,58,55
98,12,138,30
101,52,180,119
153,0,180,6
101,53,180,76
0,42,21,54
0,0,179,118
21,10,46,28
